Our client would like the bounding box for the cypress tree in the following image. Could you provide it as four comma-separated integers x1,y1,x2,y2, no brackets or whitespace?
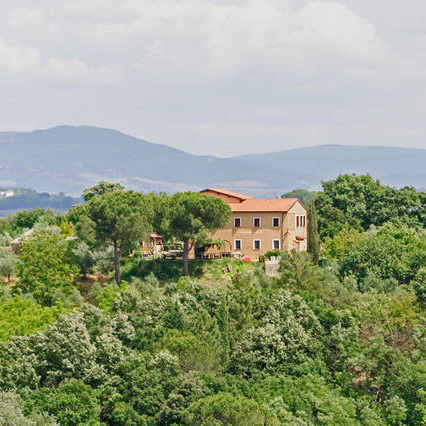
307,200,320,265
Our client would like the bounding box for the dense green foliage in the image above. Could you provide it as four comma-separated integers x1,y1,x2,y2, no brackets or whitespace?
0,296,68,341
16,229,79,305
315,174,426,238
0,177,425,425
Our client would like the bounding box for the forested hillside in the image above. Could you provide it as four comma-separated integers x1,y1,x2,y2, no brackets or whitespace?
0,188,81,217
0,175,425,425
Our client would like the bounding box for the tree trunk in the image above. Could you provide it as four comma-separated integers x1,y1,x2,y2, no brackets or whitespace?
113,240,122,286
183,238,190,277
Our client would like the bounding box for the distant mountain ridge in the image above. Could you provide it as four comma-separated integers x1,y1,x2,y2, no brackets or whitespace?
0,125,424,197
234,145,426,189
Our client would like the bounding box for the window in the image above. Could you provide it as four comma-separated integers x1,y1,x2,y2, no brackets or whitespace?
272,239,280,250
253,217,261,227
296,215,306,227
234,239,242,250
253,239,261,250
234,217,241,227
272,217,280,227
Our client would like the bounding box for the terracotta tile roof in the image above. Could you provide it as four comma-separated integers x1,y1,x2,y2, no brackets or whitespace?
230,198,300,212
201,188,255,201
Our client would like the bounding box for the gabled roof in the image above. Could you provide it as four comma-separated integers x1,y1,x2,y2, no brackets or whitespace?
230,198,300,213
201,188,255,201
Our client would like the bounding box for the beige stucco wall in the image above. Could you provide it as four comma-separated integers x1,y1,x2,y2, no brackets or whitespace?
283,202,308,252
208,202,307,259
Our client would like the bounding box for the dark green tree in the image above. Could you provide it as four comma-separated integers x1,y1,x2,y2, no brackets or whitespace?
307,200,320,264
13,208,45,231
82,180,124,202
281,189,318,207
315,174,426,239
86,190,154,285
158,192,231,276
25,379,101,426
341,222,426,285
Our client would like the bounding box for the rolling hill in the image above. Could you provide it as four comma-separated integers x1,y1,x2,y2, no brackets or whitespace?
0,125,424,197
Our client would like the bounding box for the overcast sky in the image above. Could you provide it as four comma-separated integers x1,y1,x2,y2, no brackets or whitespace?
1,0,425,157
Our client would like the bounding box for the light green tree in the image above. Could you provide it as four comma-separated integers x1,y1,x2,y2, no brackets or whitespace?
16,230,78,305
0,247,19,282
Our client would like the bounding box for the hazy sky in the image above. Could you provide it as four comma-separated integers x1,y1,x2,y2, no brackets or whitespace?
1,0,425,156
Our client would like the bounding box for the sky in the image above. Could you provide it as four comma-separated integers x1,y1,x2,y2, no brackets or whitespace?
0,0,425,157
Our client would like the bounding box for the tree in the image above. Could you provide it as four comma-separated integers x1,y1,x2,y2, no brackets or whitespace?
341,222,426,285
0,247,19,282
0,232,12,248
16,229,78,305
0,296,66,341
307,200,320,264
67,204,96,246
13,208,45,231
86,189,154,285
72,241,95,277
281,189,318,207
27,379,101,426
315,174,426,239
83,180,124,202
0,391,56,425
184,393,277,425
322,227,367,260
158,192,231,276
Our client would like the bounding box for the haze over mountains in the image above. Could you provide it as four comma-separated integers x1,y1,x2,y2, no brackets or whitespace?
1,126,425,197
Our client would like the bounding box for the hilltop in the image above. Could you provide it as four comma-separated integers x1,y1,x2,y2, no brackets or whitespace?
1,125,425,196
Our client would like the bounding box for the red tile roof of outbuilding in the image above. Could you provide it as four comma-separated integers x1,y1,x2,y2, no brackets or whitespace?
201,188,255,201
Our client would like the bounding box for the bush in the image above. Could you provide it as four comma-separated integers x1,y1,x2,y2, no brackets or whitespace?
0,391,56,425
184,393,277,425
0,296,67,341
25,379,101,426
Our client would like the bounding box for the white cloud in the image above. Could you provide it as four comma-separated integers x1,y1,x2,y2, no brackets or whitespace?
0,37,40,74
0,0,425,155
298,1,388,64
43,58,122,84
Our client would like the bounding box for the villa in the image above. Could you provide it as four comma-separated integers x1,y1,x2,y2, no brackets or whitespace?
200,188,307,259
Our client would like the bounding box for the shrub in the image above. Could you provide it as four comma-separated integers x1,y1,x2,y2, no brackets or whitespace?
184,393,277,425
25,379,101,426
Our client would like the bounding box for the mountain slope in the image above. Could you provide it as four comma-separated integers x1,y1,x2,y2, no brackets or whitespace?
1,126,424,196
234,145,426,189
0,125,314,196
